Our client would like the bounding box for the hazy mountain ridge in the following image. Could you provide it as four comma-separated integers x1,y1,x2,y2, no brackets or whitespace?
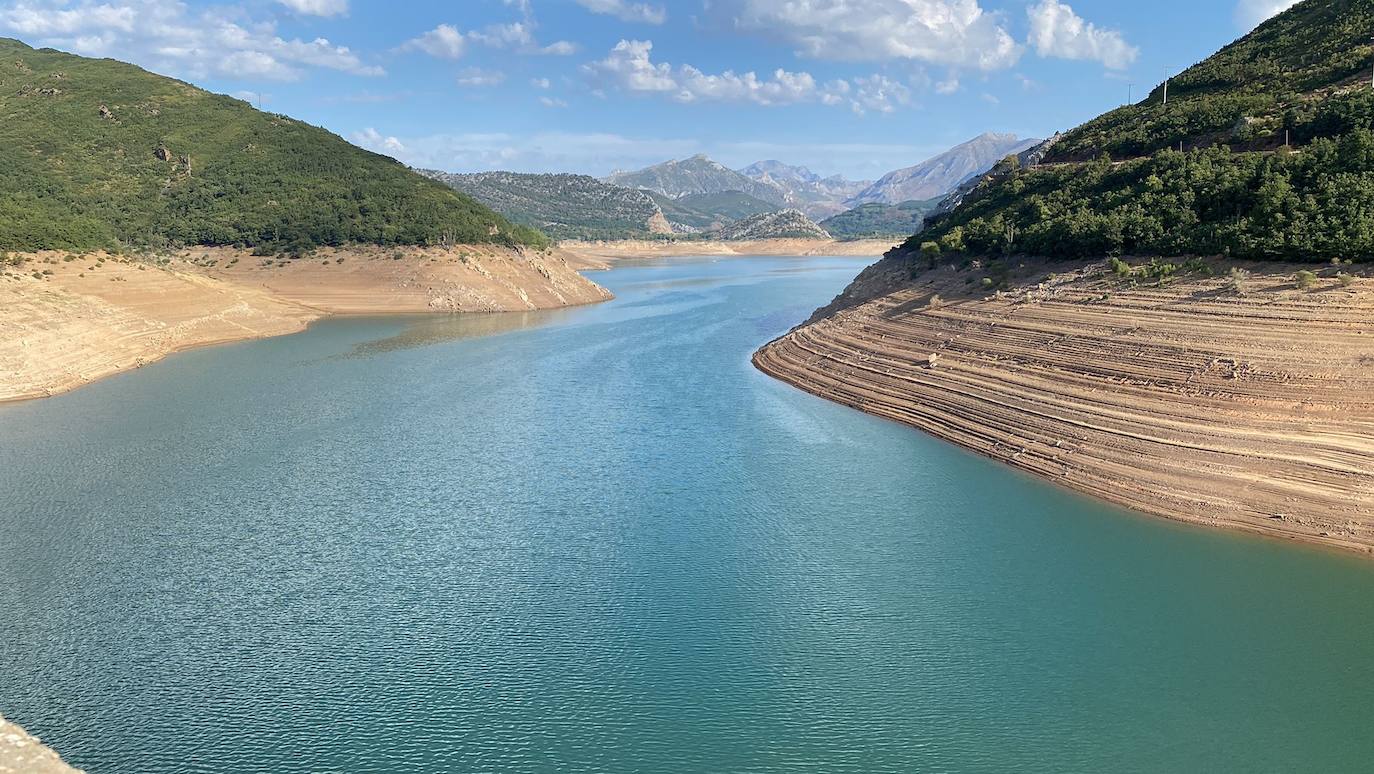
738,160,870,220
605,155,786,205
848,133,1041,206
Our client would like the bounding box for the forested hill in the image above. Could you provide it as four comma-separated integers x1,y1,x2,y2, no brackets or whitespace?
907,0,1374,263
0,38,545,252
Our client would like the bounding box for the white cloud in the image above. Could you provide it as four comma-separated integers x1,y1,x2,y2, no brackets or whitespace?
539,40,578,55
531,77,551,89
539,96,568,108
849,74,912,114
276,0,347,17
457,68,505,87
467,21,533,48
403,24,467,59
1233,0,1299,29
575,0,666,24
352,127,405,155
710,0,1020,71
584,38,912,113
0,0,381,80
403,19,572,59
1026,0,1137,70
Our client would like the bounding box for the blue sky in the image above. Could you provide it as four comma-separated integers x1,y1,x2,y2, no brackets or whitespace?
0,0,1300,178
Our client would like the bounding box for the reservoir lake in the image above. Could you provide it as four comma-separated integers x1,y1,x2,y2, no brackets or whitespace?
4,255,1374,773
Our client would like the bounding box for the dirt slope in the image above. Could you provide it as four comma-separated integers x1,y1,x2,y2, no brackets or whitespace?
0,246,610,402
755,256,1374,555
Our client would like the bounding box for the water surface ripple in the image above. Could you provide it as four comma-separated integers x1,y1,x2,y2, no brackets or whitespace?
3,256,1374,773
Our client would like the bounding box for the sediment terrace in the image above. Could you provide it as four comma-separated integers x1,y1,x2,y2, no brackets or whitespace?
755,256,1374,554
0,245,610,402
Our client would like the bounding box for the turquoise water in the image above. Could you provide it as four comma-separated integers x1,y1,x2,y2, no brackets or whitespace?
3,255,1374,773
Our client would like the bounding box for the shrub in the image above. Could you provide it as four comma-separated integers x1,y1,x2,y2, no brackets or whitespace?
1295,269,1318,289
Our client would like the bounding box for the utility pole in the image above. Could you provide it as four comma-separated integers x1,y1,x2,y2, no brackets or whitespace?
1162,68,1170,106
1127,83,1134,105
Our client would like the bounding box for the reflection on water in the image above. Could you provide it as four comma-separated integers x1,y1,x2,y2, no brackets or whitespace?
344,308,578,357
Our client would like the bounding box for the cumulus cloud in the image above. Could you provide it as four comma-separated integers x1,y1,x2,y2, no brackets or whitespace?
0,0,381,80
575,0,666,24
457,68,506,87
539,96,569,107
1233,0,1299,29
402,23,467,59
540,40,578,55
1026,0,1137,69
708,0,1020,71
352,127,405,155
402,17,574,59
584,38,912,113
276,0,348,17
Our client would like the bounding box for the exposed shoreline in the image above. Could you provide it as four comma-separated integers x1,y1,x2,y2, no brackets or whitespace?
0,716,82,773
755,254,1374,556
0,239,886,405
556,237,895,268
0,245,611,404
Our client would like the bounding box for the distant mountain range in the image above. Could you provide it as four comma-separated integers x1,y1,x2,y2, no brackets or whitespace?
605,155,786,206
418,171,671,241
423,133,1037,243
847,133,1041,206
737,161,870,220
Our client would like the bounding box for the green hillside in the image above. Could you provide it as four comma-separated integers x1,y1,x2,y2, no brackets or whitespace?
420,170,665,241
821,199,940,240
0,38,544,252
649,190,778,230
908,0,1374,263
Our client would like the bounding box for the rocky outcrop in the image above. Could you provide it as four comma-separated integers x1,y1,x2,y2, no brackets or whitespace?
713,209,829,241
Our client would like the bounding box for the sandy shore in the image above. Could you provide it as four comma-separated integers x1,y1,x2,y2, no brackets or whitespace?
0,245,610,403
556,237,895,268
755,255,1374,556
0,716,82,774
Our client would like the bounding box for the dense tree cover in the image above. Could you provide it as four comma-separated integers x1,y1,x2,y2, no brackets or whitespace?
420,170,674,241
910,133,1374,262
1048,0,1374,161
900,1,1374,264
821,199,940,240
0,38,546,252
